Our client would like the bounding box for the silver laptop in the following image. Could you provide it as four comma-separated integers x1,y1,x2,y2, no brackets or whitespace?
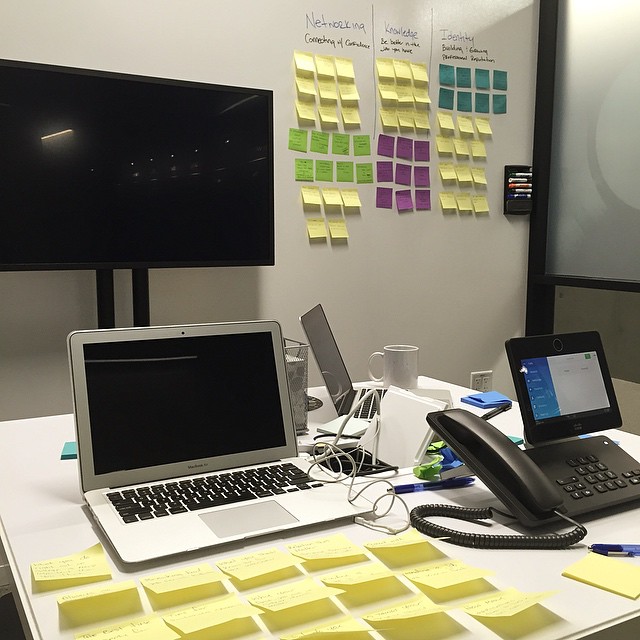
68,320,372,564
300,304,385,437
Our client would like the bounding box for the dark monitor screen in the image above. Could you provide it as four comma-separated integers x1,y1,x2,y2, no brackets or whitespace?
0,59,274,270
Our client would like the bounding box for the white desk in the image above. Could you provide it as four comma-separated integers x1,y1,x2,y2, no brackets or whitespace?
3,377,640,639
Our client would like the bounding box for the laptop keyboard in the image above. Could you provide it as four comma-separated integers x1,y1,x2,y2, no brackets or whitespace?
353,388,386,420
106,462,324,524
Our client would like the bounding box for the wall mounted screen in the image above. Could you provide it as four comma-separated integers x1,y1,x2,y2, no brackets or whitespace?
0,59,274,270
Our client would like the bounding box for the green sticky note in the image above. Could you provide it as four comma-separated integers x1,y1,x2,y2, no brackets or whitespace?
295,158,314,181
439,87,455,110
336,161,354,182
61,441,77,460
493,93,507,114
439,63,455,86
288,128,308,152
456,67,471,88
356,162,374,184
315,159,334,182
493,69,508,91
475,68,490,90
475,92,490,114
310,130,330,154
332,133,350,155
353,134,371,156
457,91,472,113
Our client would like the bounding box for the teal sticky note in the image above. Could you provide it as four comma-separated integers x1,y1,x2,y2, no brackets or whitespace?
493,93,507,114
475,92,490,114
456,67,472,88
457,91,472,113
439,87,455,110
61,441,77,460
475,68,490,90
439,64,455,86
493,69,508,91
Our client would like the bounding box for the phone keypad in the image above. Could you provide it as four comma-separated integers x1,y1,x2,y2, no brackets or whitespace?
559,455,640,500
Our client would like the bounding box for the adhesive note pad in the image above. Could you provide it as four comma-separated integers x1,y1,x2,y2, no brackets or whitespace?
248,579,344,613
140,563,226,609
460,588,557,618
163,594,262,638
301,186,322,206
281,616,372,639
307,218,327,239
404,560,493,591
363,595,445,623
461,391,511,409
74,615,180,640
31,543,111,592
328,219,349,239
287,533,367,569
562,552,640,598
216,548,300,584
364,529,444,568
58,580,141,626
341,189,362,208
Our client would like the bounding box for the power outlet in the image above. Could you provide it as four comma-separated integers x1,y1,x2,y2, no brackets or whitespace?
470,370,493,392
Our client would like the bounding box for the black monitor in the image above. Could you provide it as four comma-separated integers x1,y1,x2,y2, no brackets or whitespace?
0,59,274,271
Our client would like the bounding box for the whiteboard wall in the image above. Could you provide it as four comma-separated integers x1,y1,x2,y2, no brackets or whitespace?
0,0,538,420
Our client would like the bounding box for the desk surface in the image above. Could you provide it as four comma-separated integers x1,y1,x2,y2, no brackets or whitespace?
3,377,640,639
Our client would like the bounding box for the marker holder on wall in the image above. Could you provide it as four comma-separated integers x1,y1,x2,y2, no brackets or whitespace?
504,165,533,215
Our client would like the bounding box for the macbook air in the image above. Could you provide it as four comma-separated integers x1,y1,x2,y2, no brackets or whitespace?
68,320,372,564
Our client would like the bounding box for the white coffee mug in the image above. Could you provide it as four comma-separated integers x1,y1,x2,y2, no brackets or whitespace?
368,344,419,389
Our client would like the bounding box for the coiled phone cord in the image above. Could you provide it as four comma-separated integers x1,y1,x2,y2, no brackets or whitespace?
410,503,587,549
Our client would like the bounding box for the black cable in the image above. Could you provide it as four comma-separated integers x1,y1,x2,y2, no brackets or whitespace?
410,503,587,549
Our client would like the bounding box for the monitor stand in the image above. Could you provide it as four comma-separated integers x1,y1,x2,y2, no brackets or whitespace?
95,268,150,328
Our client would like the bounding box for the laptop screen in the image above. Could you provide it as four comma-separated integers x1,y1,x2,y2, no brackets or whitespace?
505,331,621,445
69,321,298,491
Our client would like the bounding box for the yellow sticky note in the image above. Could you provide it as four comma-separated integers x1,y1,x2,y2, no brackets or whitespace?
341,105,361,126
453,138,469,157
315,55,336,78
438,163,457,182
74,615,180,640
563,552,640,599
338,79,360,102
471,167,487,184
414,110,430,131
294,51,316,76
216,548,299,583
436,135,454,155
321,563,394,587
461,588,557,618
340,189,362,208
295,100,317,124
397,107,416,130
328,219,349,239
455,165,473,183
318,78,338,102
281,617,372,639
322,188,343,206
31,543,111,592
456,193,474,213
334,57,355,79
163,594,262,637
318,103,339,124
288,534,366,563
140,563,226,609
395,83,415,105
393,59,412,82
248,578,344,613
296,75,317,99
439,192,458,211
437,112,455,132
472,195,490,213
457,115,475,135
58,580,141,627
405,560,493,590
307,218,327,239
376,58,396,80
378,79,398,103
471,139,487,158
379,108,398,129
364,529,445,567
475,117,493,135
413,85,430,105
363,595,444,622
301,186,322,206
410,62,428,84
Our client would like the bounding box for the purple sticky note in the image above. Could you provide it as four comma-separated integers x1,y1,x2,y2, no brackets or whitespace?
415,189,431,210
414,140,430,162
376,161,394,182
396,136,413,161
396,189,414,212
376,187,393,209
414,166,430,187
395,163,412,186
377,134,395,158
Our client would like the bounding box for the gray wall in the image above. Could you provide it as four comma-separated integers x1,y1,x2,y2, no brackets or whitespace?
0,0,538,420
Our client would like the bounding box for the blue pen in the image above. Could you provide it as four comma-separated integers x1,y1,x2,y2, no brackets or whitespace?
390,477,475,494
589,544,640,557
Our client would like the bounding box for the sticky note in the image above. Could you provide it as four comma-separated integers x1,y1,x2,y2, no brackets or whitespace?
309,131,329,155
61,441,77,460
355,163,373,184
414,166,430,187
289,129,308,153
294,51,316,75
405,560,493,591
461,588,557,618
58,580,141,626
74,615,180,640
353,134,371,156
472,167,487,184
328,219,349,239
414,140,430,162
456,67,472,88
395,163,412,186
31,543,111,592
314,55,336,78
216,548,300,583
439,64,455,86
306,218,327,239
376,58,396,80
437,112,455,132
476,68,490,90
318,103,338,124
493,69,508,91
414,110,430,131
396,190,414,212
395,136,413,161
415,189,431,211
475,117,493,135
334,57,355,79
363,595,445,622
317,78,338,102
331,132,349,155
364,529,444,567
322,188,344,206
295,75,317,99
301,186,322,206
140,563,226,609
455,165,473,183
456,193,474,213
295,159,314,182
453,138,470,157
435,135,454,155
287,534,367,568
379,108,398,129
378,78,397,102
163,594,262,637
397,107,416,129
336,162,354,183
315,160,333,182
493,94,507,114
470,140,487,158
377,134,395,157
457,115,475,135
562,552,640,598
411,62,428,84
438,87,455,110
281,617,372,639
376,187,393,209
475,92,490,114
439,192,458,211
295,100,316,124
341,189,362,208
393,59,412,82
341,104,361,126
457,91,473,112
395,83,414,105
438,163,457,182
413,85,430,104
248,579,344,613
472,195,490,213
376,161,393,183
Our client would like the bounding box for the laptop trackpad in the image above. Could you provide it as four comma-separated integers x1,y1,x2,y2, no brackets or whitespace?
199,501,299,538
